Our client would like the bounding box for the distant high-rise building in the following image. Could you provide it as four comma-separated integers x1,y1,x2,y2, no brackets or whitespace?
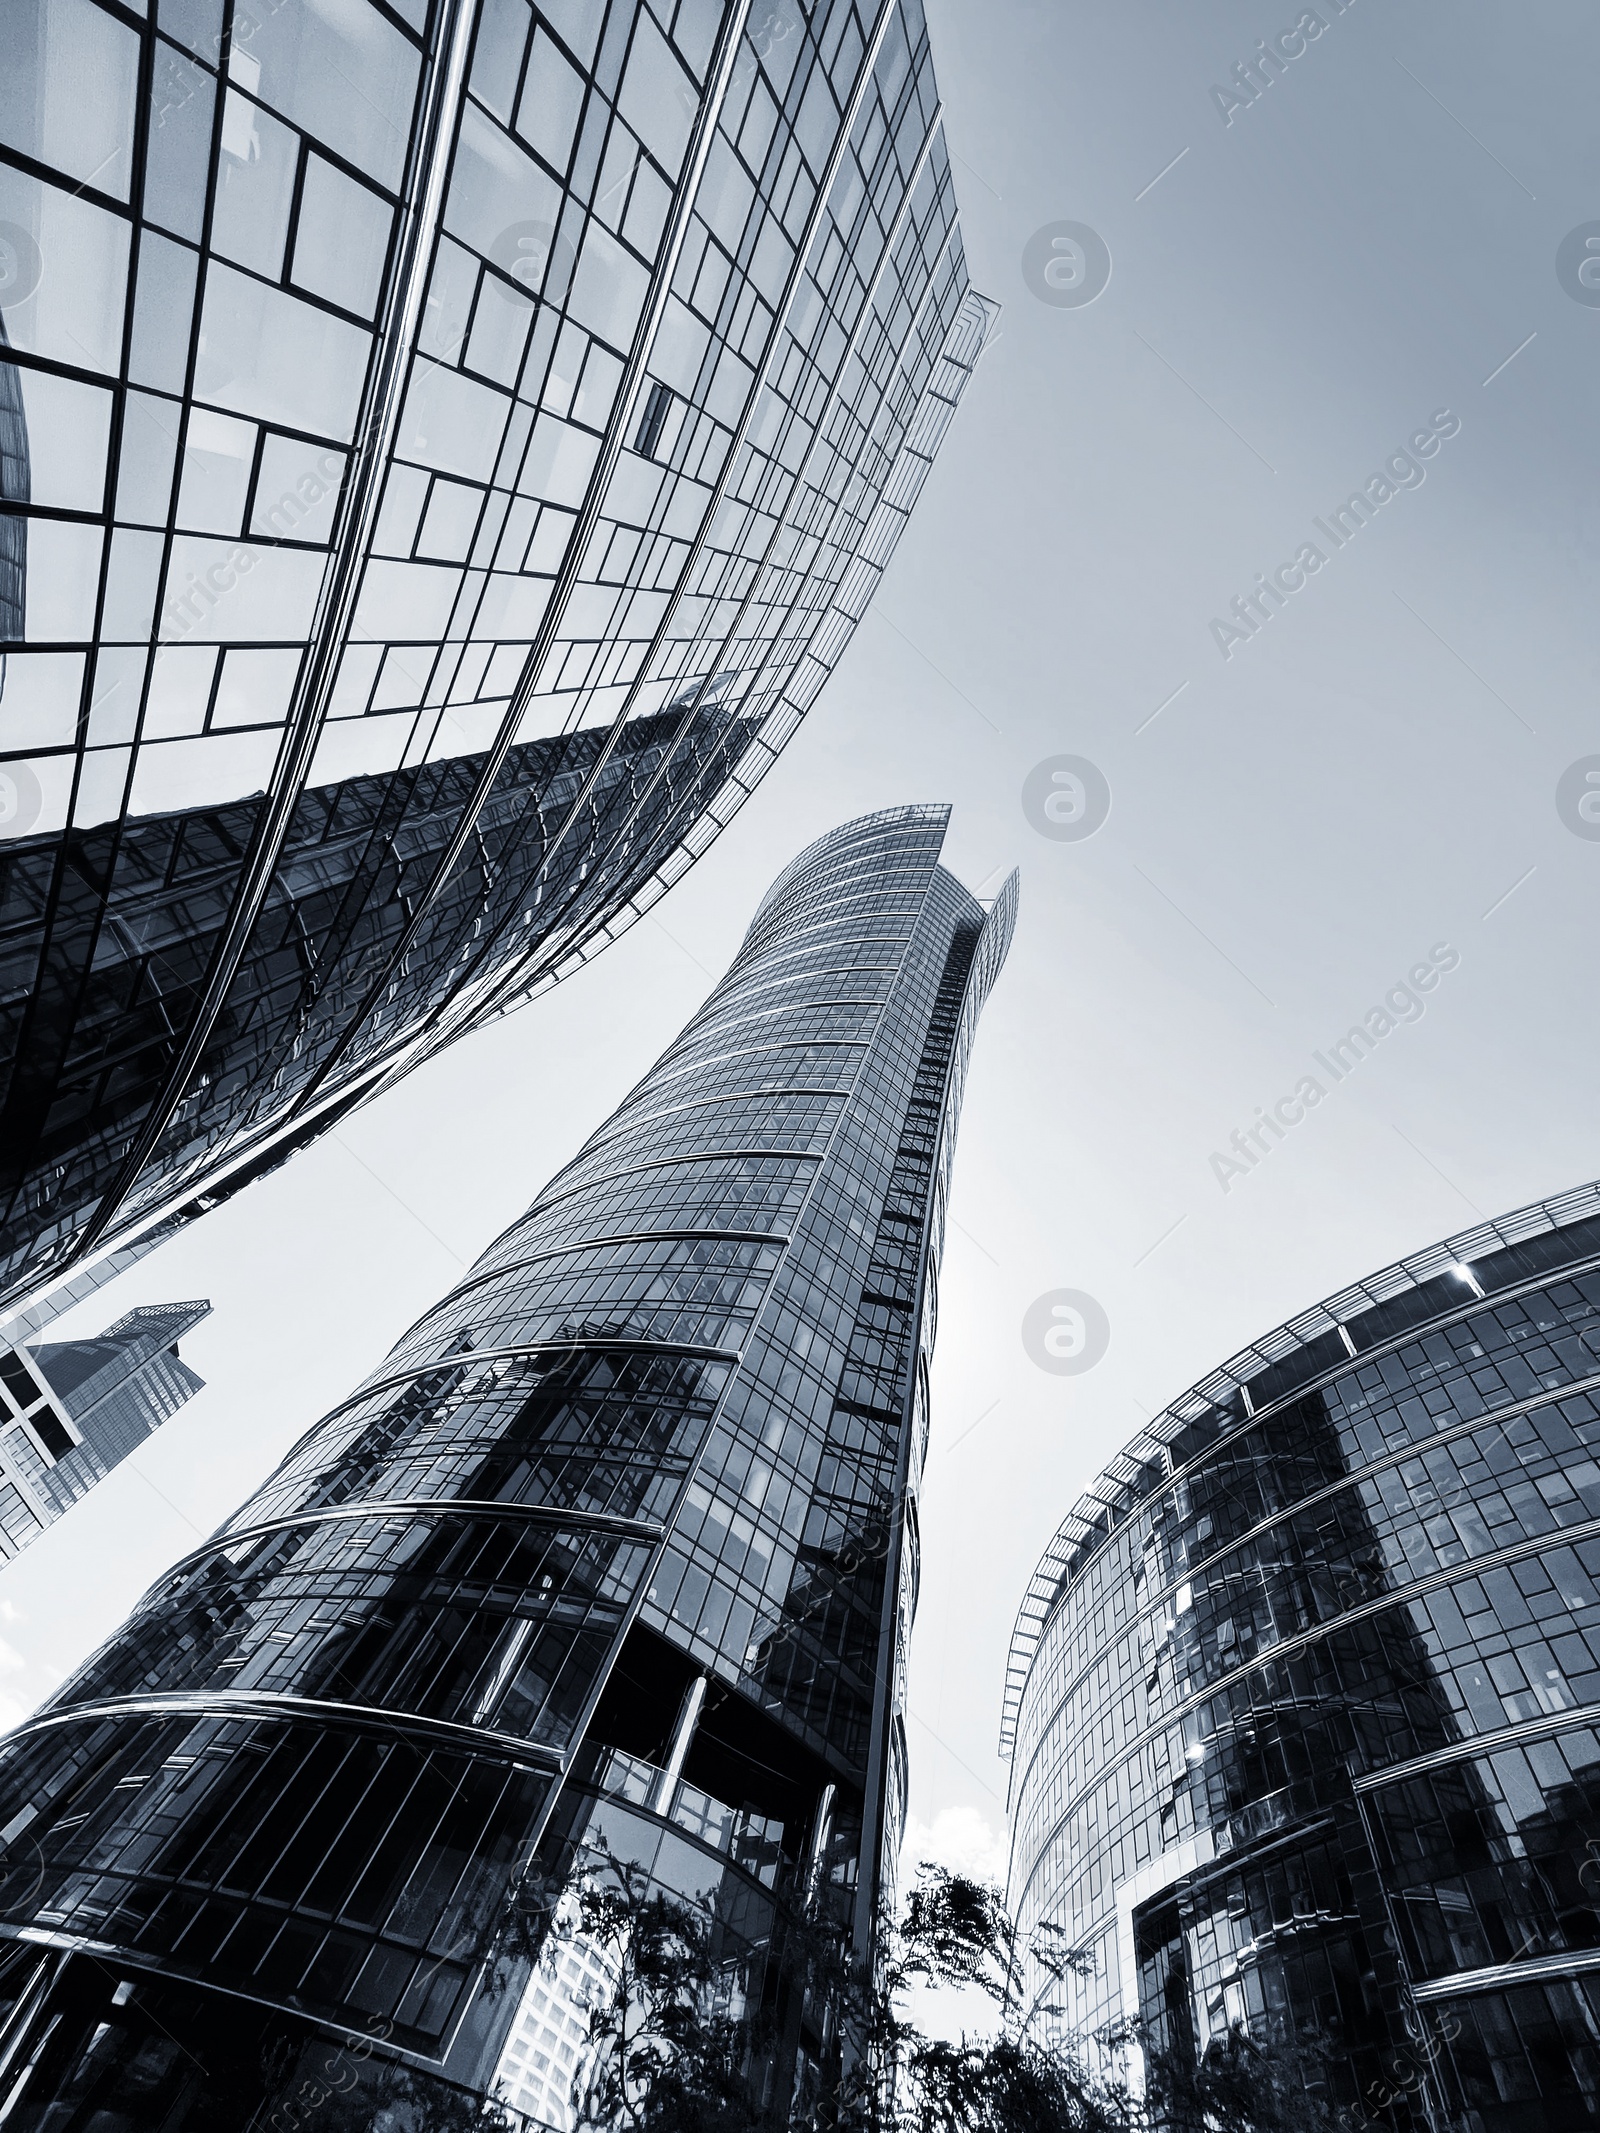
1003,1186,1600,2133
0,0,996,1313
0,1299,210,1558
496,1927,619,2129
0,806,1014,2124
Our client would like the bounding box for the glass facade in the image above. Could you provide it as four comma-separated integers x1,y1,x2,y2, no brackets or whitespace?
495,1925,619,2126
1004,1186,1600,2133
0,804,1015,2125
0,0,996,1315
0,1296,209,1558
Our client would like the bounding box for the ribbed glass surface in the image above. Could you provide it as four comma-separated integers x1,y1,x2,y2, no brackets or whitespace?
0,806,1014,2123
0,0,996,1311
1006,1203,1600,2133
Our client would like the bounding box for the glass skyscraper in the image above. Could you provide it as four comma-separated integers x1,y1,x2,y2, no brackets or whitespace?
0,1298,210,1560
0,805,1014,2126
0,0,995,1314
1004,1185,1600,2133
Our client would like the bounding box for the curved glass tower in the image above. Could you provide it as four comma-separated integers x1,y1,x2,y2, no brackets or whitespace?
0,805,1015,2125
1004,1186,1600,2133
0,0,996,1312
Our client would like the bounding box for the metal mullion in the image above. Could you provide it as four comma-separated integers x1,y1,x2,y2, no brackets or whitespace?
0,26,175,1223
211,1704,390,1902
4,1691,568,1771
0,143,126,219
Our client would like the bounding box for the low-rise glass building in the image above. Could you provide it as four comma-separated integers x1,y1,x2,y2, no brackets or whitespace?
1004,1187,1600,2133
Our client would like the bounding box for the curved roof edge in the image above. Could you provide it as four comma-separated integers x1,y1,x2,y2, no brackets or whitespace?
948,867,1020,1068
998,1175,1600,1761
746,804,954,933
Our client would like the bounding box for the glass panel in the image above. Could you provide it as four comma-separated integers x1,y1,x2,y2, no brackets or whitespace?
210,86,298,279
291,154,393,318
195,261,371,438
0,0,139,200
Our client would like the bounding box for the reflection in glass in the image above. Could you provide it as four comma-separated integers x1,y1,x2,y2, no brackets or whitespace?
0,807,1015,2122
1006,1194,1600,2133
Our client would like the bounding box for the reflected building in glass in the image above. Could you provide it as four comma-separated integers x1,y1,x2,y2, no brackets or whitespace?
0,1298,210,1560
0,805,1015,2126
1004,1187,1600,2133
0,0,995,1313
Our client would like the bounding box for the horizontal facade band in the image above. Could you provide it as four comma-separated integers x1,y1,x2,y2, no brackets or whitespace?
524,1145,823,1219
4,1691,569,1771
490,1231,789,1258
0,1931,477,2079
395,1232,791,1317
630,1039,871,1098
723,934,915,987
301,1337,745,1435
1352,1697,1600,1793
1409,1944,1600,2002
169,1497,667,1586
581,1083,853,1148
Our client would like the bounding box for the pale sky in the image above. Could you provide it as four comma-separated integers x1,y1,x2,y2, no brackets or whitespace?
7,0,1600,1903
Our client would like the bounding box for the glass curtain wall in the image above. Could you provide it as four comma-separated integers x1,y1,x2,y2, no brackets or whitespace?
0,0,996,1311
0,1297,210,1559
0,805,1015,2126
1004,1187,1600,2133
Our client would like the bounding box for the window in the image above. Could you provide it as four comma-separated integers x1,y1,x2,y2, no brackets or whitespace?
633,380,674,460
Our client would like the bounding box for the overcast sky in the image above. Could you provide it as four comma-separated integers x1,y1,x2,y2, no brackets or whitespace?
7,0,1600,1897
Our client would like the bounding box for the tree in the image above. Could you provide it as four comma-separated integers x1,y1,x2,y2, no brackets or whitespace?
1145,2027,1374,2133
557,1849,760,2132
534,1851,1372,2133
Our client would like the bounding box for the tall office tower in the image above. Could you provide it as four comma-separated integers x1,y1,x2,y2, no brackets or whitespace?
0,0,997,1316
0,807,1015,2126
1003,1185,1600,2133
0,1299,210,1560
